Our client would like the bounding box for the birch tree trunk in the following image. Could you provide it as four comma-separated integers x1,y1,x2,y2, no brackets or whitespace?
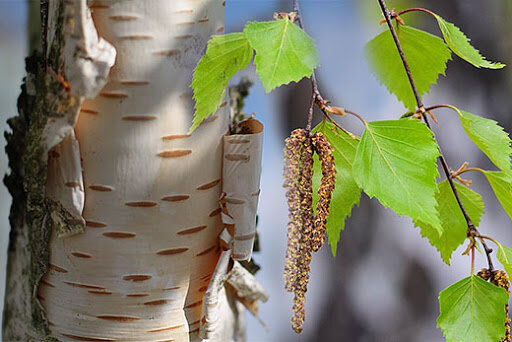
3,1,265,341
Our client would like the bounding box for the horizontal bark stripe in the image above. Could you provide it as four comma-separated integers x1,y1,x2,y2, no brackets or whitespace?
216,27,225,33
174,35,193,39
99,92,128,98
175,9,193,13
49,264,68,273
109,15,139,21
89,4,109,9
225,197,245,204
122,115,157,121
63,282,105,290
153,50,179,56
161,195,190,202
80,108,98,114
196,245,216,256
196,179,221,190
89,185,114,192
177,225,207,235
209,208,222,217
39,279,55,288
189,328,200,334
71,252,92,258
190,320,201,325
157,150,192,158
86,220,107,228
144,299,171,306
197,18,209,23
162,134,191,141
103,232,136,239
123,275,152,282
234,233,256,241
96,315,140,322
198,286,208,293
88,290,112,295
219,101,227,108
65,182,81,188
148,324,185,333
126,293,149,297
125,201,158,207
201,115,218,124
251,189,261,196
61,333,115,342
227,139,250,144
157,248,189,256
184,300,202,309
225,154,249,162
120,80,150,85
163,286,181,291
178,22,195,26
119,35,153,40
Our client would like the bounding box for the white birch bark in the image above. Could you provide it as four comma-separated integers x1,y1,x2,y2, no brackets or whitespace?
38,1,230,341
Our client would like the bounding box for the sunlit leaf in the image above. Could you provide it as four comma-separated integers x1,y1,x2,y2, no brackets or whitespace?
353,119,441,227
244,18,319,92
365,25,451,110
438,275,509,342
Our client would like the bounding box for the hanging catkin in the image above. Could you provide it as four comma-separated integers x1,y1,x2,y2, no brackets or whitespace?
283,129,336,333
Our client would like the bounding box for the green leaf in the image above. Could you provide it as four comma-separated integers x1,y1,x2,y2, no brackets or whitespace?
191,33,253,131
312,121,361,256
434,15,505,69
415,181,484,264
438,275,509,342
459,110,511,173
484,171,512,221
497,243,512,278
244,18,319,92
365,25,451,110
353,119,441,228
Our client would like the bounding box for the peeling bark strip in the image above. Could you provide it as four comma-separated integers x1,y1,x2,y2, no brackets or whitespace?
222,119,264,261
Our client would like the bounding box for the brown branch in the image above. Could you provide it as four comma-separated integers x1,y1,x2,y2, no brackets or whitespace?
377,0,494,271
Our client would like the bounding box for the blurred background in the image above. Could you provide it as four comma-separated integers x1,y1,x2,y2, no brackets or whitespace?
1,0,511,341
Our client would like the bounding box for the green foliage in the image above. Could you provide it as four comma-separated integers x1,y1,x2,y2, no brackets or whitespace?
353,119,441,227
458,110,512,173
191,33,253,131
312,121,361,256
497,243,512,278
484,171,512,221
244,18,319,92
365,25,451,110
434,15,505,69
191,18,319,130
437,275,509,342
415,181,484,264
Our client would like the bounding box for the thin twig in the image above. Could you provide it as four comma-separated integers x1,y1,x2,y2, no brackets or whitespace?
397,7,437,19
378,0,494,271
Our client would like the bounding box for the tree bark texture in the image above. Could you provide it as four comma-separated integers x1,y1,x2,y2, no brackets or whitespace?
2,1,266,341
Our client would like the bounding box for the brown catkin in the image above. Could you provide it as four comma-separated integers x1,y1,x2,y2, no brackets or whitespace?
311,132,336,252
283,129,307,292
282,129,337,334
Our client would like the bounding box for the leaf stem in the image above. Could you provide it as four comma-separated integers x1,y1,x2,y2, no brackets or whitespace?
397,7,437,19
378,0,494,271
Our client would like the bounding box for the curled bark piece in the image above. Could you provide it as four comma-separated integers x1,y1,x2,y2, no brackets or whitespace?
222,119,264,261
199,249,238,341
43,0,115,151
311,132,336,252
46,131,85,236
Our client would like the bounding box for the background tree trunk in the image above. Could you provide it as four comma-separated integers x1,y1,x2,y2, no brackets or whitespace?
3,1,236,341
